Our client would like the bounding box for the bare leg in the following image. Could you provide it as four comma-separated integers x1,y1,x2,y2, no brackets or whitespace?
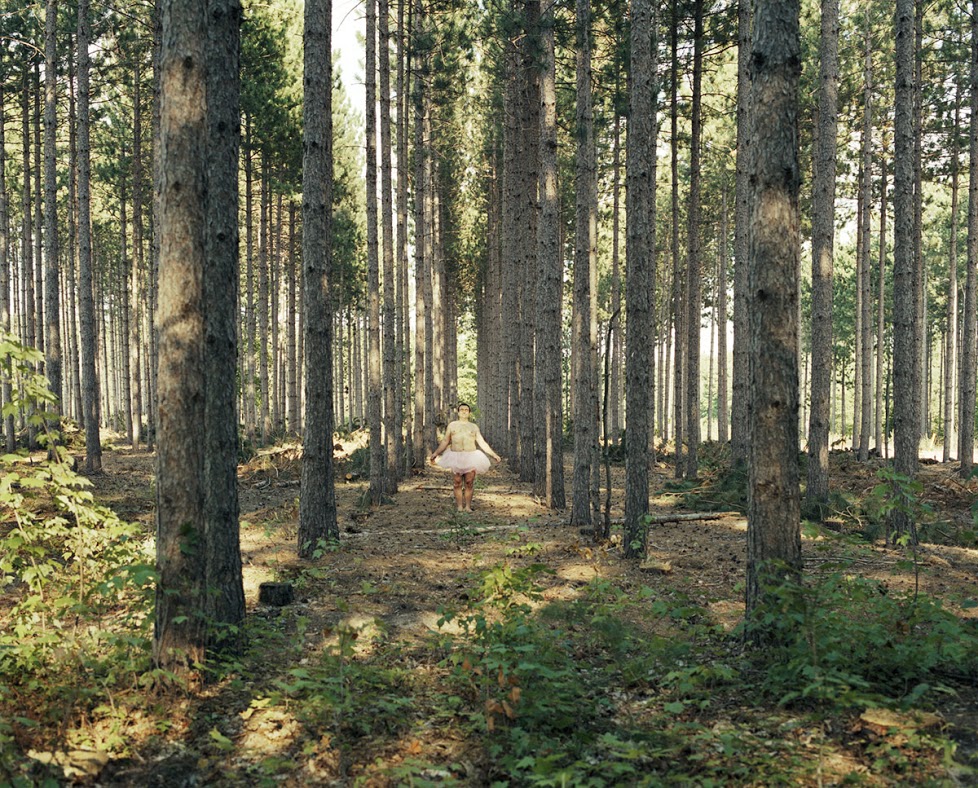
453,473,465,511
463,470,476,511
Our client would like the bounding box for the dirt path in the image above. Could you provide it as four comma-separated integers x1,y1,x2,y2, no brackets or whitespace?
89,442,978,785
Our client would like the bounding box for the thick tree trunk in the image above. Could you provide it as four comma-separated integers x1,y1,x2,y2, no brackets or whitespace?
154,0,210,672
624,0,656,556
299,0,339,555
535,3,564,510
745,0,802,623
892,0,920,532
203,0,245,644
571,0,598,526
806,0,839,507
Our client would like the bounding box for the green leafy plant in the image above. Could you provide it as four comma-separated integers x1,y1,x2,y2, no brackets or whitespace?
0,333,155,772
745,571,978,708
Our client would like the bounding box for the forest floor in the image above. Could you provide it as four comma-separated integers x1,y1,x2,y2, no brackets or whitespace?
9,435,978,786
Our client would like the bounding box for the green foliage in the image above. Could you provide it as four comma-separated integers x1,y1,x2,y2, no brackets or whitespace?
745,572,978,708
0,333,154,763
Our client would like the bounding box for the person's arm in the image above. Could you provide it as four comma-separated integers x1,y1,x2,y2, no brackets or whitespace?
429,425,453,463
475,429,501,462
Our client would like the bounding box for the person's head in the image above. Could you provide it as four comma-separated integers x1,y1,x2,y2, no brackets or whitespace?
457,402,471,417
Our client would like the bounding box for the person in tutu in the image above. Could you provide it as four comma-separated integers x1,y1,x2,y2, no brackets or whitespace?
428,403,502,512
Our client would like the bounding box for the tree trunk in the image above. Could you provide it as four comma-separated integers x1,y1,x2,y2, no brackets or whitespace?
536,1,564,510
685,0,704,479
380,0,399,486
203,0,245,644
745,0,802,624
892,0,919,532
876,140,888,456
299,0,339,555
44,0,62,418
78,0,101,473
624,0,656,556
571,0,597,526
717,192,729,444
131,57,145,449
805,0,839,508
858,17,873,461
154,0,209,672
731,0,751,467
961,4,978,477
944,90,960,463
670,0,685,479
0,79,12,452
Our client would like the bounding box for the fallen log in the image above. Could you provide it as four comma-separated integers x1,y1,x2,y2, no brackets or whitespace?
608,511,741,525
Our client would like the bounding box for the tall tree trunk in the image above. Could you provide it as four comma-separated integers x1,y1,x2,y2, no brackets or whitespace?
745,0,802,623
892,0,920,532
131,57,145,449
22,70,35,358
624,0,656,556
78,0,101,472
685,0,704,480
670,0,684,478
717,192,729,443
411,0,428,468
731,0,751,467
536,0,564,510
961,5,978,477
610,112,623,444
258,153,270,443
571,0,598,526
366,0,386,503
379,0,398,485
287,201,299,433
204,0,245,644
244,121,256,444
944,91,960,463
858,17,873,461
154,0,209,672
876,140,888,455
806,0,839,507
299,0,339,554
0,79,13,452
44,0,62,417
396,0,410,470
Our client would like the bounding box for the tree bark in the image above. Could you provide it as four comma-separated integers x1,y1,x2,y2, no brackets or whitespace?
892,0,920,529
624,0,656,556
961,4,978,477
805,0,839,507
299,0,339,555
44,0,62,419
571,0,598,526
731,0,751,467
745,0,802,623
685,0,704,480
535,2,564,510
78,0,101,472
154,0,209,672
944,90,960,463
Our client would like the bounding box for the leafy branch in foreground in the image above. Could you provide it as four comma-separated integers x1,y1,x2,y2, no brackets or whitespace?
0,333,155,771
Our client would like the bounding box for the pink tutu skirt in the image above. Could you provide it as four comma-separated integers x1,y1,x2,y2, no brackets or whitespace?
435,449,491,475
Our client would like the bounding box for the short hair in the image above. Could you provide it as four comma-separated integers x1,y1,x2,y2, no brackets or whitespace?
457,402,471,410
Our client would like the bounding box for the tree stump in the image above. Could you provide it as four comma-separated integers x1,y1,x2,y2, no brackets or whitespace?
259,582,294,607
